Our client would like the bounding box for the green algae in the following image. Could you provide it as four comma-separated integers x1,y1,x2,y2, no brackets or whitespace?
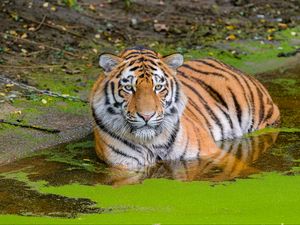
30,140,105,174
151,26,300,75
1,172,300,224
271,78,300,96
245,127,300,137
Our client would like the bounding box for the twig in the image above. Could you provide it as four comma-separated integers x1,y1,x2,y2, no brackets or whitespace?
0,119,60,133
0,76,88,103
0,64,60,69
16,13,84,38
0,32,79,58
34,15,46,32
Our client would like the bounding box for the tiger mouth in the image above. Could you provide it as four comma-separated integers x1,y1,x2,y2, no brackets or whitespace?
129,124,163,140
130,124,160,132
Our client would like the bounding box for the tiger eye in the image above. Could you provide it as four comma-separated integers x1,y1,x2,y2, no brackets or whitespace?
124,85,133,91
155,84,163,91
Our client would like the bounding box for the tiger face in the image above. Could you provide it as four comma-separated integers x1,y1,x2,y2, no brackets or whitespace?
92,47,187,143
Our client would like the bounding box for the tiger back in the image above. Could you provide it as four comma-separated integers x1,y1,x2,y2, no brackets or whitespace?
90,46,280,169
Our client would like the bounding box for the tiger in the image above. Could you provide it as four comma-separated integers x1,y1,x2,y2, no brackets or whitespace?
91,46,280,170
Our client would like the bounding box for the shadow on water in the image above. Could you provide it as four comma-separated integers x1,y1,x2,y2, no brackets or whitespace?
0,64,299,217
0,177,103,218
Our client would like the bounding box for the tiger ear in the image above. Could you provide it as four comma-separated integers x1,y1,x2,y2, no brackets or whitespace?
99,53,122,74
162,53,184,70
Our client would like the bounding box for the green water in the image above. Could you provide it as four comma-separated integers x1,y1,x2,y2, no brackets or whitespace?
0,66,299,224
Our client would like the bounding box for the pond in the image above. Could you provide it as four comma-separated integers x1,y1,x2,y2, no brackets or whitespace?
0,66,299,224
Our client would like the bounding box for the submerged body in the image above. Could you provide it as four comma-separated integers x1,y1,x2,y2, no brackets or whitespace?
91,47,280,169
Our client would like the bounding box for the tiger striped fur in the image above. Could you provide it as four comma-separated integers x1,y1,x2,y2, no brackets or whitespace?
103,132,278,186
91,46,280,169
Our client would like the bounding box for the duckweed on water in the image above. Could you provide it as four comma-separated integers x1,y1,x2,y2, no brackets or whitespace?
0,172,300,224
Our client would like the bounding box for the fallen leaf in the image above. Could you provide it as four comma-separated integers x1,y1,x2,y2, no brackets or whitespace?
154,23,169,32
21,49,28,54
267,35,273,41
226,25,235,30
89,4,96,11
9,30,18,36
5,84,14,88
21,33,28,39
226,34,236,41
10,12,19,21
43,2,49,8
92,48,98,54
291,32,297,36
12,110,22,115
267,28,276,33
278,23,288,29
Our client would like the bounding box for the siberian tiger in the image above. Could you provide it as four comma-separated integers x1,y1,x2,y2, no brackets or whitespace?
91,46,280,169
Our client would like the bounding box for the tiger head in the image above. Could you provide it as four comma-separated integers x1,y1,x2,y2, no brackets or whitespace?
92,46,187,143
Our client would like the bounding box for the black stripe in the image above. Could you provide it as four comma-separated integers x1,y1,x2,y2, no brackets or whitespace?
186,103,213,138
128,60,136,67
92,107,142,154
239,76,255,131
153,121,180,152
160,68,169,77
174,78,180,103
246,77,265,128
193,59,248,98
104,81,110,104
180,64,226,78
256,85,265,126
228,88,242,127
181,80,224,139
180,136,189,160
194,59,253,131
170,79,174,103
124,51,140,59
143,54,158,59
146,64,157,71
145,58,157,66
105,142,142,166
110,82,122,107
178,70,228,109
180,72,233,136
107,106,118,115
264,105,274,122
129,66,140,71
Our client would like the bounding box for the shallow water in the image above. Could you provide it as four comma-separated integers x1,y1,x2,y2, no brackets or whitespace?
0,66,299,223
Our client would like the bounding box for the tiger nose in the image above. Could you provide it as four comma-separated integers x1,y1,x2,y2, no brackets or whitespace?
137,112,155,122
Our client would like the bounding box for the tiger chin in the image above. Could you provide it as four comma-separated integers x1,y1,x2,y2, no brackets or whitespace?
90,46,280,170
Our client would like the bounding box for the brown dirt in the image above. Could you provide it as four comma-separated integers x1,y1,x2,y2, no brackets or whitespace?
1,0,300,75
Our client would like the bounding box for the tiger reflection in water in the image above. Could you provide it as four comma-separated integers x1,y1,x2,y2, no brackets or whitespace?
0,133,279,187
102,132,278,186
